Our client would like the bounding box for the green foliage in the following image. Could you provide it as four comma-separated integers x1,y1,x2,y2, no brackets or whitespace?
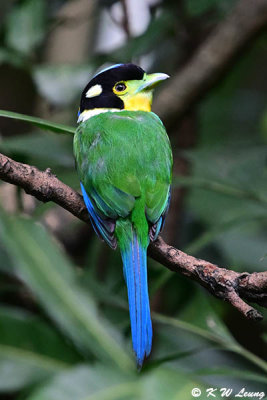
186,0,235,17
5,0,46,55
177,145,267,267
0,209,133,371
0,110,75,135
0,307,75,392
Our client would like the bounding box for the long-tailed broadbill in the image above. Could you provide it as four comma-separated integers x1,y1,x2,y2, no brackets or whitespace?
74,63,173,368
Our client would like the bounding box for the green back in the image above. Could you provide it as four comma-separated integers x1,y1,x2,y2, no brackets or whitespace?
74,110,172,242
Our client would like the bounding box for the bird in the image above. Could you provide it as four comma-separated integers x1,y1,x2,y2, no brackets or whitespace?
74,63,173,368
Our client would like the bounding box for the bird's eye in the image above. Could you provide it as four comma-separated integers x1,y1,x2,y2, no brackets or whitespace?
114,82,127,92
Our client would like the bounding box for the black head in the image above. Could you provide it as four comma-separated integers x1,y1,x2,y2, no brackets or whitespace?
79,63,145,113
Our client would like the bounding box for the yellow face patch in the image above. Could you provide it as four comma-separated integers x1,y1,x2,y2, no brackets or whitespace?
123,92,152,112
112,79,153,112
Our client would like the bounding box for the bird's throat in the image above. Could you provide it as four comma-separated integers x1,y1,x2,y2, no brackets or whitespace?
123,92,152,112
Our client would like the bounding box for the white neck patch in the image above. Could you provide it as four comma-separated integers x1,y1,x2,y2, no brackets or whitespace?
78,108,121,123
86,84,102,98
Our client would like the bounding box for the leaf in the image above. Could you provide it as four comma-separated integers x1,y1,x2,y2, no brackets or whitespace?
5,0,46,55
216,227,267,271
0,209,133,371
196,367,267,385
149,288,266,374
0,132,74,167
185,145,267,201
154,306,234,347
145,347,206,371
0,306,77,392
0,47,25,68
0,241,13,273
261,107,267,138
262,333,267,343
186,0,218,16
180,290,235,342
175,145,267,241
184,214,267,256
186,0,233,17
27,363,207,400
0,110,75,135
154,290,267,375
176,145,267,269
154,300,267,374
140,368,206,400
26,364,137,400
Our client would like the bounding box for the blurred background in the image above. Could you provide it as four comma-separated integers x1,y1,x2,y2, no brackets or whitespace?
0,0,266,399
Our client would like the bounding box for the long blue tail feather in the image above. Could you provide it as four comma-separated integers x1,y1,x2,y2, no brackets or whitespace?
81,182,153,366
120,228,152,368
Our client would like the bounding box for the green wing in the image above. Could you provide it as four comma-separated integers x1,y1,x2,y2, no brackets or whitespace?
74,110,172,238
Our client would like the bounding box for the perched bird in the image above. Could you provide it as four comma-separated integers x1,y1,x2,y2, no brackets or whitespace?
74,63,172,367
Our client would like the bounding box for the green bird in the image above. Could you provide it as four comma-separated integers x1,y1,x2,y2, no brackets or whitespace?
74,63,172,367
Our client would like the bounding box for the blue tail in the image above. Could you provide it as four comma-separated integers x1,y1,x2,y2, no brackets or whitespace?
120,230,152,368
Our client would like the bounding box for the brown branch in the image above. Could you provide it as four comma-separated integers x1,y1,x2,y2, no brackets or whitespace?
1,152,266,321
120,0,131,39
0,153,89,223
149,237,267,321
154,0,267,125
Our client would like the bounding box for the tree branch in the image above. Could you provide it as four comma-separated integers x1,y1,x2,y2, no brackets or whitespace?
154,0,267,125
1,152,266,321
149,237,267,321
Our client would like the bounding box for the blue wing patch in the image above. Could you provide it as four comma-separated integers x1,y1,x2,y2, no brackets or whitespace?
81,183,117,249
149,187,171,241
